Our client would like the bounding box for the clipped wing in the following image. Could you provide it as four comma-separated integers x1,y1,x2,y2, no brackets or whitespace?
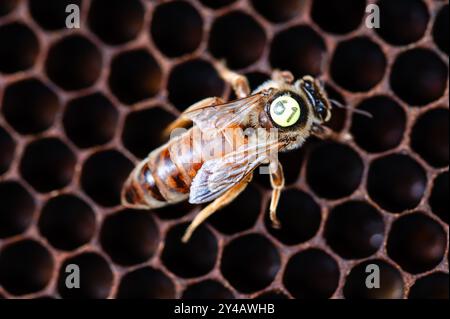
189,137,281,204
185,93,265,132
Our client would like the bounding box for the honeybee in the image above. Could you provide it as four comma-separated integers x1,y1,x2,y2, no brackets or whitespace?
122,62,335,242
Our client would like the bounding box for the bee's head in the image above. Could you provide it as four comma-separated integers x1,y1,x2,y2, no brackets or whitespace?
297,76,332,124
261,75,332,131
260,88,316,151
255,74,333,150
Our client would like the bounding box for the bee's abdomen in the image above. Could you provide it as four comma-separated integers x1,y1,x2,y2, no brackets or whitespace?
122,136,196,209
122,161,165,209
152,147,191,196
122,126,232,209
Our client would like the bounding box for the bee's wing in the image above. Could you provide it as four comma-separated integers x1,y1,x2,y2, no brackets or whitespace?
189,138,281,204
184,93,265,132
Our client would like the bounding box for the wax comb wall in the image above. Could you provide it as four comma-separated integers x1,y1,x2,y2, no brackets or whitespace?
0,0,448,299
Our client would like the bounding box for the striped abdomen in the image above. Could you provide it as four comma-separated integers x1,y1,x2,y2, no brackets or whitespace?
121,126,232,209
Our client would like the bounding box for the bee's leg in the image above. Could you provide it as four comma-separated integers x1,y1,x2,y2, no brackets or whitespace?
214,61,250,98
163,97,224,138
311,125,353,142
182,174,252,243
272,70,294,84
269,161,284,229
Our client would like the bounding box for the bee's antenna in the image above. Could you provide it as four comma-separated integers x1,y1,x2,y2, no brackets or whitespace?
319,51,328,78
318,78,325,89
330,99,373,119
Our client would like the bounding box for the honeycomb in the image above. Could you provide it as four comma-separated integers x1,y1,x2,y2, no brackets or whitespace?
0,0,448,299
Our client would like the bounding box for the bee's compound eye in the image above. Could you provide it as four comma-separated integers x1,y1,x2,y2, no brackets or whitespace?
270,95,301,127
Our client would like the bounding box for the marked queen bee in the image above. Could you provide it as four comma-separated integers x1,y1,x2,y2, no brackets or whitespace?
122,62,337,242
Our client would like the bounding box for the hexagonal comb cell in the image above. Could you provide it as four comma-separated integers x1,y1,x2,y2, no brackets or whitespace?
283,248,340,299
351,96,406,153
81,150,133,207
376,0,429,46
122,107,175,159
264,189,321,245
161,222,218,278
208,184,261,235
0,22,39,74
209,11,266,69
387,212,446,274
311,0,366,34
390,48,448,106
38,194,96,251
270,25,326,78
0,0,447,300
19,138,77,193
0,181,35,238
343,259,404,299
28,0,83,31
168,59,224,110
108,49,162,104
0,240,54,296
57,252,113,299
306,142,364,200
221,234,280,293
100,209,159,266
151,1,203,58
88,0,144,45
325,201,384,259
331,37,386,92
368,154,427,213
46,35,102,91
3,79,60,135
63,93,118,149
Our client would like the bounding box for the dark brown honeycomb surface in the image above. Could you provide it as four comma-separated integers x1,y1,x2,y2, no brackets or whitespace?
0,0,448,299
